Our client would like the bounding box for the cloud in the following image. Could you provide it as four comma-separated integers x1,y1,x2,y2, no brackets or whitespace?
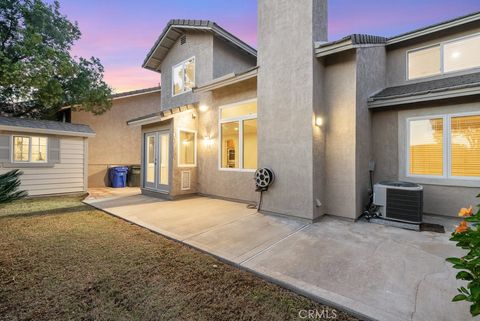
103,67,160,93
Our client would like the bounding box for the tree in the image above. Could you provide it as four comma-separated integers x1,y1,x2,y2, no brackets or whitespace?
0,169,27,204
0,0,112,118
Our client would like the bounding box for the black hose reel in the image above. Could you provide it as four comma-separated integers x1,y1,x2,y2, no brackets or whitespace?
255,168,275,192
250,168,275,211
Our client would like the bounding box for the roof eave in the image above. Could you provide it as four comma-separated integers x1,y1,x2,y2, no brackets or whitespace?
127,115,163,127
194,67,258,93
61,87,161,111
112,88,161,101
368,85,480,108
315,39,354,57
0,125,96,137
387,12,480,46
127,104,195,127
315,41,385,58
142,22,257,72
210,24,257,57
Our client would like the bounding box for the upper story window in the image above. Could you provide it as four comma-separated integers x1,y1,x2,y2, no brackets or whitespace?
13,136,48,163
172,57,195,96
407,33,480,80
407,45,441,80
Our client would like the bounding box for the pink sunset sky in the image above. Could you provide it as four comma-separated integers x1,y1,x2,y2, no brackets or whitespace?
59,0,480,93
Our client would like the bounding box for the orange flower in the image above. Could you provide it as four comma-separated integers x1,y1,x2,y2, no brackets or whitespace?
455,221,469,234
458,206,474,217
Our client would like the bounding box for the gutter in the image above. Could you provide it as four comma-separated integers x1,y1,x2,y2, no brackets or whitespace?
315,39,355,58
127,104,195,127
387,12,480,46
194,67,258,93
127,115,163,127
0,125,96,138
368,84,480,108
61,87,161,111
315,41,385,58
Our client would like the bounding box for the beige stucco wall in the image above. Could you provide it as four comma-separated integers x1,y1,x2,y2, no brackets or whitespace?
386,25,480,87
71,91,161,187
372,99,479,217
322,51,357,219
172,110,198,197
258,0,327,220
197,78,258,203
355,46,387,217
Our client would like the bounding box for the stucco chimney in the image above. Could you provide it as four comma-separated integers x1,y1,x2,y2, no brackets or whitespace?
257,0,327,220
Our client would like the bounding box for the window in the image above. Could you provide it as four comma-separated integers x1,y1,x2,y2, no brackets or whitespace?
444,35,480,73
408,118,444,176
408,46,441,80
172,57,195,96
219,99,257,171
13,136,47,163
407,113,480,179
451,115,480,177
178,129,196,167
407,34,480,80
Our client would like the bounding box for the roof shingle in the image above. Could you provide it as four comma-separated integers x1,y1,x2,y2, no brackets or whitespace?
371,72,480,101
0,117,95,135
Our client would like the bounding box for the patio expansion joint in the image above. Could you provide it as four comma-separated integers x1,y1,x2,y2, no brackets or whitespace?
181,211,259,241
238,223,311,266
410,272,429,321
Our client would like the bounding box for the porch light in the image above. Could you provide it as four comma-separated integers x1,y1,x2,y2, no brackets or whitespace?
315,117,324,127
199,104,209,112
203,137,214,146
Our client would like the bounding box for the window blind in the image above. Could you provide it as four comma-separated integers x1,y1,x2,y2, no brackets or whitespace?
451,115,480,177
409,118,444,176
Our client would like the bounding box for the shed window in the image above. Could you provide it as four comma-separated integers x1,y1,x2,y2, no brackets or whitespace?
219,99,257,171
13,136,47,163
407,113,480,179
172,57,195,96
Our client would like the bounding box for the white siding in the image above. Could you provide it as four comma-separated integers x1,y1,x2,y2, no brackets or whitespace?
0,137,86,196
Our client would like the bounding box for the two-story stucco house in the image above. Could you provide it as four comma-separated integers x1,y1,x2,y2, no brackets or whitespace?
127,0,480,222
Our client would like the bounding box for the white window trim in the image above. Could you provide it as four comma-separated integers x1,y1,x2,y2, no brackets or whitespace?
218,98,257,173
177,128,197,168
171,56,195,97
406,111,480,182
11,135,48,164
406,32,480,81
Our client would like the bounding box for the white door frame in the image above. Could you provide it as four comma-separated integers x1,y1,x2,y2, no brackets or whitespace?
143,130,171,192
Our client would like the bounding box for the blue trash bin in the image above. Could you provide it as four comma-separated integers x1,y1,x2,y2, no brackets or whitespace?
109,166,129,188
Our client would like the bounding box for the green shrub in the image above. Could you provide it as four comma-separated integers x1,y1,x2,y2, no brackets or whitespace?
0,169,27,204
446,194,480,317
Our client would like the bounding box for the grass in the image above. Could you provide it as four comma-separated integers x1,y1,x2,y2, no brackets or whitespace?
0,196,358,321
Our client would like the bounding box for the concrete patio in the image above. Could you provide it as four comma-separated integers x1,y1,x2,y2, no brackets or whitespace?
85,189,471,321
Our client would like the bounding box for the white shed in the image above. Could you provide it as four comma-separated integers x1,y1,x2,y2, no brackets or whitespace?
0,117,95,196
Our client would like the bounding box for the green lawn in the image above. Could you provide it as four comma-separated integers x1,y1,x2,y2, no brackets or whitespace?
0,196,357,321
